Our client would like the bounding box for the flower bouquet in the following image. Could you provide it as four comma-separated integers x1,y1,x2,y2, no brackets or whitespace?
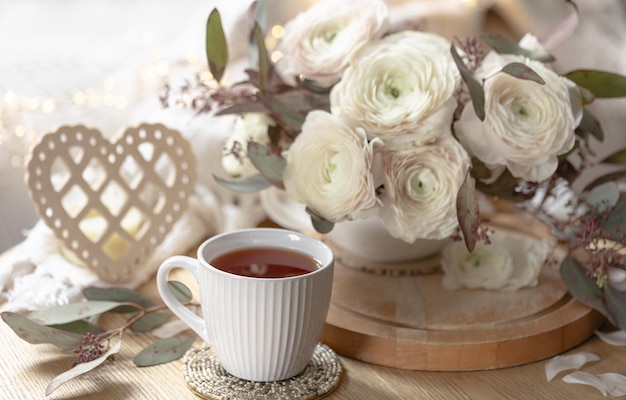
165,0,626,329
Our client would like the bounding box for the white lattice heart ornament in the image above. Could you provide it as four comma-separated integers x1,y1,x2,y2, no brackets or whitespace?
26,123,196,283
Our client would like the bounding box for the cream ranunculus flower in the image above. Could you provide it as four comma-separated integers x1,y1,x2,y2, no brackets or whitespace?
283,110,380,222
330,30,459,143
221,113,276,178
441,231,551,291
378,134,471,242
454,35,583,183
277,0,389,86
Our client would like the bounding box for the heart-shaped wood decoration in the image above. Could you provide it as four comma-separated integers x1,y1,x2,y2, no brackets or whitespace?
26,123,196,283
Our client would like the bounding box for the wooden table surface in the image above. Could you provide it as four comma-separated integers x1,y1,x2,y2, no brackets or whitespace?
0,268,622,400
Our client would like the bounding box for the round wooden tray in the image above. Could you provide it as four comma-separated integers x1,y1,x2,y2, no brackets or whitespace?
320,212,604,371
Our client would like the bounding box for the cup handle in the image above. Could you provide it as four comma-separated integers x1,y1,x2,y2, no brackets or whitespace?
156,255,209,343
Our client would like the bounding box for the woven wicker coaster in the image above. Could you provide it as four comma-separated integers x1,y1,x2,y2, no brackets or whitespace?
182,343,343,400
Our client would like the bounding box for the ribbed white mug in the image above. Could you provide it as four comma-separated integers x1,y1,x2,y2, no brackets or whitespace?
156,228,334,382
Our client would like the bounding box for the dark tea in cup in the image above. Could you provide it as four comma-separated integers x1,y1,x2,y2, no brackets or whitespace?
210,247,321,278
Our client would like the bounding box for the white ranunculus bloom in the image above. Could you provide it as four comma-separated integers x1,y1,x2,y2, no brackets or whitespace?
330,30,459,143
221,113,276,178
454,35,583,183
441,232,551,291
283,110,380,222
277,0,388,86
378,134,470,242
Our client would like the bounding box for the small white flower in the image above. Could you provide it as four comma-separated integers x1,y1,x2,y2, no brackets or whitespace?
221,113,276,178
283,110,380,222
378,134,470,242
441,231,551,291
331,30,459,143
454,35,583,183
277,0,389,86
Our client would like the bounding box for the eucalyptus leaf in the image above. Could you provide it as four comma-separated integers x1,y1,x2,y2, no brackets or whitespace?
579,86,596,105
260,94,307,133
83,287,154,313
214,102,268,116
480,33,555,62
1,312,84,349
306,208,335,234
253,22,269,92
500,62,545,84
247,142,286,188
168,281,193,303
576,108,604,142
27,301,125,325
560,256,613,324
131,313,171,333
49,320,103,335
602,197,626,233
580,182,620,212
205,8,228,83
134,336,195,367
605,285,626,331
599,149,626,165
213,173,271,193
45,335,122,396
564,70,626,98
451,44,485,120
311,217,334,234
474,169,536,203
247,0,268,66
456,171,479,253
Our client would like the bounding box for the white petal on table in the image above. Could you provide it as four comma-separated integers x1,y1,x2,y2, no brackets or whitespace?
595,330,626,346
599,373,626,396
545,352,600,381
562,371,608,396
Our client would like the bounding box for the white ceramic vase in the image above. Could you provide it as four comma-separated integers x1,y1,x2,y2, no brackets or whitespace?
260,188,448,273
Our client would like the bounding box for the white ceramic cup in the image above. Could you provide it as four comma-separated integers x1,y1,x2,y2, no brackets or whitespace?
156,228,334,382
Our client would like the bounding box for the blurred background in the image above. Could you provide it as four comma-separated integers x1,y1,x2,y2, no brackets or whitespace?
0,0,624,252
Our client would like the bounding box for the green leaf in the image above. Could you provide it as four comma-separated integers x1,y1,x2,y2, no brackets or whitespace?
602,197,626,233
469,157,493,181
564,70,626,98
451,44,485,121
576,108,604,142
205,8,228,83
131,313,171,333
27,301,125,325
213,173,271,193
134,336,196,367
605,284,626,331
214,102,268,117
46,335,122,396
474,169,536,203
83,287,154,313
480,33,555,62
599,149,626,165
49,320,102,335
1,312,84,349
580,182,620,212
560,256,613,324
500,62,545,84
306,208,335,234
578,85,596,105
456,171,479,253
247,142,286,188
260,94,307,134
253,22,269,92
168,281,193,303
